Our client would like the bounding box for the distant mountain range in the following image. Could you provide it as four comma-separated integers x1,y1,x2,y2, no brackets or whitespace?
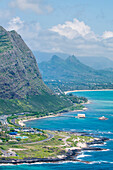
34,51,113,70
39,55,112,82
38,55,113,92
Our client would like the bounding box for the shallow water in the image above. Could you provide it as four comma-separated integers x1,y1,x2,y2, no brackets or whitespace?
1,90,113,169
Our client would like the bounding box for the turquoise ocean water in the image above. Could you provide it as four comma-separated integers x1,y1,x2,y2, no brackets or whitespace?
1,90,113,169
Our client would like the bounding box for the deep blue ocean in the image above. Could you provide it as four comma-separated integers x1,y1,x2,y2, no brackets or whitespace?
1,90,113,169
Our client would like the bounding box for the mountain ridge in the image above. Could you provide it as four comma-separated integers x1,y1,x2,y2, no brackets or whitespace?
39,55,102,81
0,26,72,114
0,26,51,99
34,51,113,70
39,55,113,92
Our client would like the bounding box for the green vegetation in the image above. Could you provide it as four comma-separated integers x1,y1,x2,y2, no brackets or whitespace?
68,93,88,104
45,80,113,93
0,131,10,143
39,55,113,93
0,130,95,159
0,126,47,145
67,135,93,147
73,104,84,110
15,146,64,159
0,27,13,53
0,26,75,115
0,92,73,115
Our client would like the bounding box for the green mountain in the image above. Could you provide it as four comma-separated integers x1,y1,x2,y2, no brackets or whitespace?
39,55,113,92
34,51,113,71
0,26,72,114
0,26,52,99
39,55,103,82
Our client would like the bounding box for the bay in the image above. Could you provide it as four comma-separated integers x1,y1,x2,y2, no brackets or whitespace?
1,90,113,169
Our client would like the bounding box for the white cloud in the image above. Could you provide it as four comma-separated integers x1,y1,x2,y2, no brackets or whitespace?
7,17,41,50
102,31,113,39
6,17,113,59
10,0,53,14
50,18,97,40
7,17,24,32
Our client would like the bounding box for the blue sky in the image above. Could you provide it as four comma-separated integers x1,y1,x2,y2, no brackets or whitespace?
1,0,113,59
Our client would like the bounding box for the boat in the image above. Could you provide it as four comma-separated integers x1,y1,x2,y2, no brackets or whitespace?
99,116,108,120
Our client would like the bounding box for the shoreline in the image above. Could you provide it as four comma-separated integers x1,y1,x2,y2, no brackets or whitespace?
1,99,110,166
0,137,109,166
64,89,113,94
18,106,88,127
0,92,110,166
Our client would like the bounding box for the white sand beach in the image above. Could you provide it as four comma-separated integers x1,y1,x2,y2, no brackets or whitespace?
64,89,113,94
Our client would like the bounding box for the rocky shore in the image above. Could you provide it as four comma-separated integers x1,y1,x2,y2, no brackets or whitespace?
0,137,109,165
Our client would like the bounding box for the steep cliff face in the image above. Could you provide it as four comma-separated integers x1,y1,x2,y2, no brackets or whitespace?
0,26,72,114
0,26,51,99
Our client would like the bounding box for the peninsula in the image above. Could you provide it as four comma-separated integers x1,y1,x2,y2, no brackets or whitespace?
0,113,109,165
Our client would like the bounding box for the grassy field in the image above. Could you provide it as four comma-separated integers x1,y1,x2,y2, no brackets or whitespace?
0,130,95,159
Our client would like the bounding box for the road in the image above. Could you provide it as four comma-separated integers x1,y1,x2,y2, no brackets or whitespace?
20,132,54,145
9,117,54,145
12,133,54,146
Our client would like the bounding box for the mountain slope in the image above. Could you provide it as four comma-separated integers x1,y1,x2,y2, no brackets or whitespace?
0,26,51,99
39,55,113,92
0,26,72,114
39,55,106,82
34,51,113,70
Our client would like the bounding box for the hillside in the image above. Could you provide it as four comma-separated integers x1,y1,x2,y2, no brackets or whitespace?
39,55,107,82
0,26,72,114
39,55,113,92
34,51,113,70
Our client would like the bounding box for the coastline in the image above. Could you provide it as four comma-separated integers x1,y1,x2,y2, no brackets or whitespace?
0,91,111,166
0,136,109,166
64,89,113,94
16,96,90,127
18,106,88,127
1,99,110,166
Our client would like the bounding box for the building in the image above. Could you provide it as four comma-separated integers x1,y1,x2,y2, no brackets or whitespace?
9,132,18,135
77,114,86,118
